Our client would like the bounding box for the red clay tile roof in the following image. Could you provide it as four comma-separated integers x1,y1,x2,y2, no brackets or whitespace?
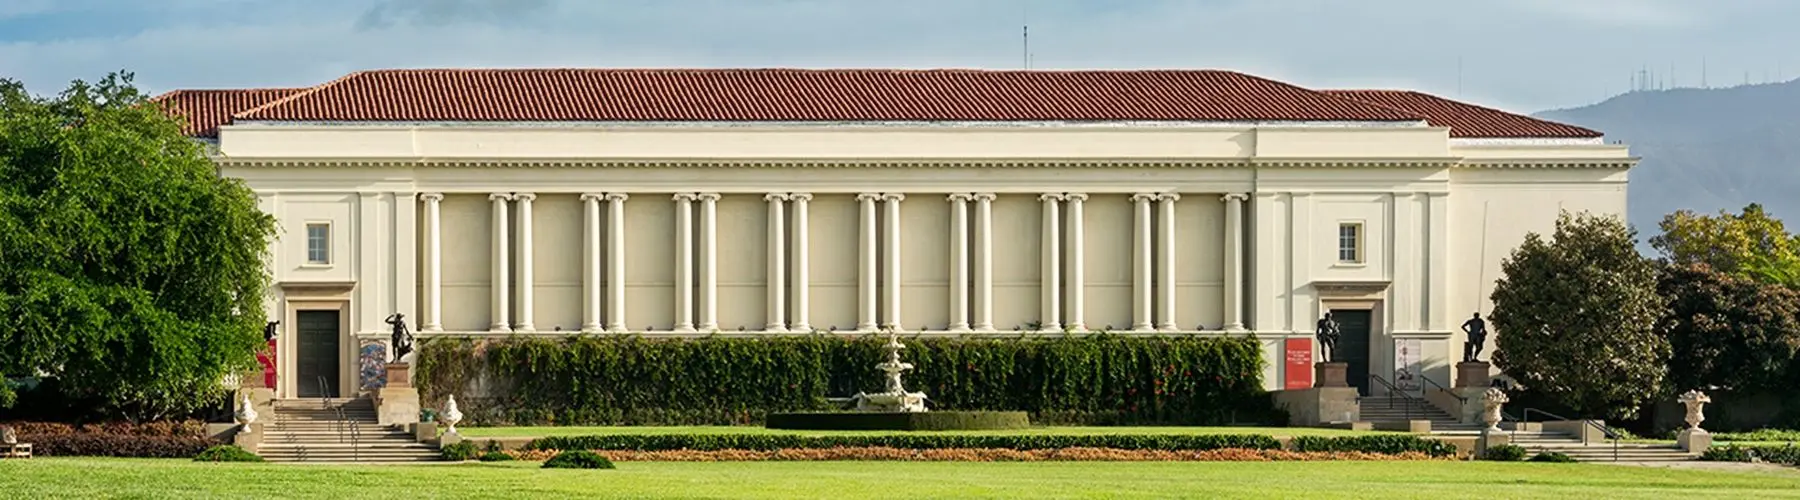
232,68,1426,123
152,88,307,138
1323,90,1601,138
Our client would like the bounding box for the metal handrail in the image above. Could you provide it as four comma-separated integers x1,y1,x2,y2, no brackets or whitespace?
1522,408,1621,461
1367,374,1417,421
1418,376,1466,416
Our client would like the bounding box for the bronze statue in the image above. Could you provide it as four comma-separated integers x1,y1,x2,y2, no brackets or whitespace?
1462,312,1487,363
262,320,280,342
386,313,415,363
1315,312,1340,363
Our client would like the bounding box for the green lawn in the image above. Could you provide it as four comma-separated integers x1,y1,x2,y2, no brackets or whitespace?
456,425,1390,438
3,458,1798,499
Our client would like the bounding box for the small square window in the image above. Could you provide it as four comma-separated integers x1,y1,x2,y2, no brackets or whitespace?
305,223,331,265
1337,223,1363,264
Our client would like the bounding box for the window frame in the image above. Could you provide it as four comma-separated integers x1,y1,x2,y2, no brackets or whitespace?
303,221,333,267
1335,221,1366,266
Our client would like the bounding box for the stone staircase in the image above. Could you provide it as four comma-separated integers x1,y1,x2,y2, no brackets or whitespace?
1508,431,1695,462
260,398,440,463
1360,396,1485,432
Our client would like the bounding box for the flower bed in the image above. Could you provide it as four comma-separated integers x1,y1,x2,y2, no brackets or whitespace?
4,420,217,458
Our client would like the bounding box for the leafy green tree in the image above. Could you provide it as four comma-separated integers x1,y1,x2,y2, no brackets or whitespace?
1490,211,1667,420
1651,204,1800,287
0,73,277,420
1658,262,1800,393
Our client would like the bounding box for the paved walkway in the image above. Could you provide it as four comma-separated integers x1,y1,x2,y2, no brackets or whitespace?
1600,460,1799,474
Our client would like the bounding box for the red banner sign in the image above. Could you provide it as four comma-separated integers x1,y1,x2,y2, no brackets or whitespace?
1284,338,1313,390
257,338,278,389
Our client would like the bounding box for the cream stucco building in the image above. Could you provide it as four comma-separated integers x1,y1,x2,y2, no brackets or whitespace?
156,69,1632,399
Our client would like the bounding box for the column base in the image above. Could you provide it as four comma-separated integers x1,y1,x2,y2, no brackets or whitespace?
972,324,995,332
1039,323,1062,332
514,325,536,333
422,325,443,333
698,324,719,332
673,325,697,333
488,325,513,333
580,324,603,333
607,324,628,333
1132,324,1155,332
1066,323,1087,333
947,324,972,333
791,324,812,333
1224,323,1246,332
764,325,789,333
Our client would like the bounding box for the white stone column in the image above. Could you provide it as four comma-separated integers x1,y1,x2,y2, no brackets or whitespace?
605,193,629,332
1222,193,1249,331
947,193,972,332
856,193,880,331
1064,193,1088,332
580,193,604,332
972,193,996,332
764,193,789,332
513,193,537,332
789,193,812,332
882,193,905,330
1039,193,1063,332
1157,193,1181,331
698,192,721,332
673,193,697,332
1130,193,1156,331
488,193,513,333
419,193,444,332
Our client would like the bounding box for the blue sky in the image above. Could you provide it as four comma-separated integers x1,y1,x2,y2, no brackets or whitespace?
2,0,1795,112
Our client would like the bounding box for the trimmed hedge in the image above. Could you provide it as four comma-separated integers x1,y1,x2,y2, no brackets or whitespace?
765,411,1031,431
442,441,479,461
27,434,214,458
1289,435,1458,457
528,434,1283,452
1703,444,1800,465
417,334,1276,426
1529,451,1576,463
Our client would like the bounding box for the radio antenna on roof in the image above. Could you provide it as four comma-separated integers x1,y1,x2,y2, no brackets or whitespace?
1022,1,1031,69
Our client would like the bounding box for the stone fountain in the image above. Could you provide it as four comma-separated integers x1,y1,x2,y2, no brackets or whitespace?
852,329,929,413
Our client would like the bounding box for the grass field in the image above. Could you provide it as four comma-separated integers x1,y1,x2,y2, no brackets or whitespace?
3,458,1798,499
456,425,1391,438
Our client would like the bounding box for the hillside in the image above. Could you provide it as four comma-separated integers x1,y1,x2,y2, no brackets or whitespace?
1533,81,1800,248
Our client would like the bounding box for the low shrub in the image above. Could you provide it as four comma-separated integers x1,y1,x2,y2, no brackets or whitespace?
526,434,1282,452
478,451,514,462
1528,451,1576,463
1479,444,1528,461
26,434,214,458
765,411,1031,431
1288,435,1458,457
441,441,479,461
4,420,208,437
1700,445,1756,462
588,447,1450,462
543,450,615,469
1704,444,1800,465
193,445,264,462
1715,429,1800,443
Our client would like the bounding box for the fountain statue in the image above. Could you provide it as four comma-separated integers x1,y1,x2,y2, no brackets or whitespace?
852,329,929,413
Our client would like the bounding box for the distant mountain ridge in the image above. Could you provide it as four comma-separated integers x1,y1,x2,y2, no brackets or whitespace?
1533,80,1800,248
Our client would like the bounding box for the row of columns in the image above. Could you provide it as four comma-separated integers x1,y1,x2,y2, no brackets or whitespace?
413,191,1249,333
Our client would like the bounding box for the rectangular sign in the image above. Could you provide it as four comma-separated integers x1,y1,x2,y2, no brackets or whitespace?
1284,338,1313,390
258,338,278,389
1393,338,1422,392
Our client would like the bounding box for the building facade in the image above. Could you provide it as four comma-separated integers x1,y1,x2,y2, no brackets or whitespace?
156,69,1632,399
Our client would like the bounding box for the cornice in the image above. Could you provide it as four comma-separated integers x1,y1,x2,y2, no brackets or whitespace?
211,156,1638,170
1455,158,1639,169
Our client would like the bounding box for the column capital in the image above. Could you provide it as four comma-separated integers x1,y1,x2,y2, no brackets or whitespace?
1222,193,1250,203
789,192,814,202
1038,193,1067,202
513,193,537,202
489,193,514,202
673,192,698,202
856,192,883,202
763,193,790,202
418,192,445,202
1157,192,1182,202
972,192,997,202
696,192,721,202
882,193,905,201
947,193,974,202
604,193,630,202
1130,193,1159,203
580,193,606,202
1064,193,1089,202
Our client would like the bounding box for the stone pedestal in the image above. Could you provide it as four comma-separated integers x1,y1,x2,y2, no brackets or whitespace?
1677,429,1712,453
412,422,438,443
1455,362,1492,388
1272,387,1361,426
438,431,463,448
376,387,420,426
385,363,412,388
1314,362,1349,388
232,423,264,453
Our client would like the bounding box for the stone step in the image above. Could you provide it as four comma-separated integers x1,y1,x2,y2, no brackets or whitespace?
262,453,442,463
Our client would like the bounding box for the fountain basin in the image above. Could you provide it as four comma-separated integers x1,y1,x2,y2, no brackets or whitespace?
766,411,1031,431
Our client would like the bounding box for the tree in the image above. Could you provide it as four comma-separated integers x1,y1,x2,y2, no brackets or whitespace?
1658,262,1800,394
1651,204,1800,287
0,73,277,420
1490,211,1667,420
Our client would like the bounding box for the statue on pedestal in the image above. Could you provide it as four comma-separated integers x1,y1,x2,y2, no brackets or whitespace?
1315,312,1340,363
386,313,415,363
1461,312,1488,363
262,320,280,342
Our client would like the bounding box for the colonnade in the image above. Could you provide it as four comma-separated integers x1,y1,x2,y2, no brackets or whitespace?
413,191,1250,333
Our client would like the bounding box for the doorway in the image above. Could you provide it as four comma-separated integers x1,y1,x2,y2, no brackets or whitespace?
1333,309,1373,396
294,309,342,398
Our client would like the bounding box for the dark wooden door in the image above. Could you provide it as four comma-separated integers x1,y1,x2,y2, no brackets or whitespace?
1333,309,1373,396
294,310,341,398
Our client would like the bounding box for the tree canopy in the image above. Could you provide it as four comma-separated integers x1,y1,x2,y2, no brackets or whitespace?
0,73,277,419
1657,262,1800,394
1651,203,1800,288
1490,211,1667,420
